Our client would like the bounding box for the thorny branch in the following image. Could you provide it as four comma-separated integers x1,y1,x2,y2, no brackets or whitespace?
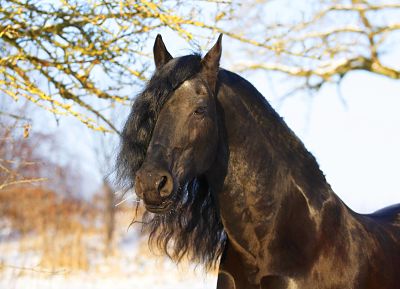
0,120,46,191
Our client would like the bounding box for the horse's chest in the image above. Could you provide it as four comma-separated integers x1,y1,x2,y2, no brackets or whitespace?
220,202,260,254
218,183,274,244
218,188,275,275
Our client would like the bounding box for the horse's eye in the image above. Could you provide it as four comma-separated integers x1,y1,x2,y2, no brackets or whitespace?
193,106,207,116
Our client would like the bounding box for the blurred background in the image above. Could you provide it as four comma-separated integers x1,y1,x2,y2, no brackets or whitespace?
1,0,399,288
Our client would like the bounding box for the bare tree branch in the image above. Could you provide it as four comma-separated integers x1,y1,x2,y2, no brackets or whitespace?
0,0,237,132
230,0,400,96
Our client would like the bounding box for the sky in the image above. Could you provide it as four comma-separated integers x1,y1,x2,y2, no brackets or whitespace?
268,70,400,213
20,2,399,213
31,34,400,214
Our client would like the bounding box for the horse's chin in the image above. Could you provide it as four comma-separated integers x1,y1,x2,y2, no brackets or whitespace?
144,188,180,214
145,201,174,214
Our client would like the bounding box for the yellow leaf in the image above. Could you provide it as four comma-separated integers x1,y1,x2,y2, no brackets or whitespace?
215,12,226,21
23,123,31,138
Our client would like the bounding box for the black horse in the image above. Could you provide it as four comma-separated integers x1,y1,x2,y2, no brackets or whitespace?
117,35,400,289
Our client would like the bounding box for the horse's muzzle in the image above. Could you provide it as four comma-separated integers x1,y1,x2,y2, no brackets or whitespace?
135,166,174,213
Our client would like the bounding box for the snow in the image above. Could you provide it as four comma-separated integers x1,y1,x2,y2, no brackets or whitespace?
0,224,217,289
0,271,217,289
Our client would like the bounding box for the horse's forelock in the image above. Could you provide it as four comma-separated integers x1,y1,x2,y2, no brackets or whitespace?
116,54,202,187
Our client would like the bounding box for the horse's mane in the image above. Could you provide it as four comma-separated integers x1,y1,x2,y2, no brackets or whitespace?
116,54,226,270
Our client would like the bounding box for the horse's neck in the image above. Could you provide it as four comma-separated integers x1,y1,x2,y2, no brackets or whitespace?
206,72,366,277
213,72,341,223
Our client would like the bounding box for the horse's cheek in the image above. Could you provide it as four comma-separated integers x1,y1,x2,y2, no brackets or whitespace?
199,119,217,154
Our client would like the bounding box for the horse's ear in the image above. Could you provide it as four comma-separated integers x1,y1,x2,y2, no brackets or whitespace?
153,34,173,69
201,34,222,91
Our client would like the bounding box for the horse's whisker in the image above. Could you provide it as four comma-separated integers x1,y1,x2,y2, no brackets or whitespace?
115,194,140,207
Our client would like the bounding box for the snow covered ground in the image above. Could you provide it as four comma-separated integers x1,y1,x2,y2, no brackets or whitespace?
0,224,217,289
0,269,217,289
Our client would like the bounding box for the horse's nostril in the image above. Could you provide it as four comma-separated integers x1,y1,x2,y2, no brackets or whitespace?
157,176,168,194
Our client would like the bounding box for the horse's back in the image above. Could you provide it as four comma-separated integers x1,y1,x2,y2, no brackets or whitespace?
364,203,400,244
370,203,400,226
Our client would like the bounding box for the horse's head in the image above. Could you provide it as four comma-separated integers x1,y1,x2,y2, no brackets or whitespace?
117,35,225,267
133,35,222,214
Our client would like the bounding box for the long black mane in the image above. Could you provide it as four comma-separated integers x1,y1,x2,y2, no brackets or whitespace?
116,54,226,269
